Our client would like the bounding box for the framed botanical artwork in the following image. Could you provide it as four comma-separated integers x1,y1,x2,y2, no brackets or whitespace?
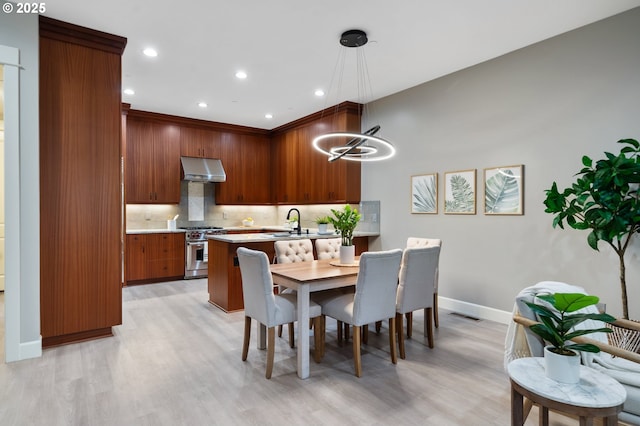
444,169,476,214
411,173,438,214
484,164,524,215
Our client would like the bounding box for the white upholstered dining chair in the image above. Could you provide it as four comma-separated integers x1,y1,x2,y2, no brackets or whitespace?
273,239,315,346
237,247,323,379
406,237,442,329
318,249,403,377
315,237,341,260
396,245,440,358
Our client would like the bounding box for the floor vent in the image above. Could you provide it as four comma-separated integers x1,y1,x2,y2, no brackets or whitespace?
449,312,480,321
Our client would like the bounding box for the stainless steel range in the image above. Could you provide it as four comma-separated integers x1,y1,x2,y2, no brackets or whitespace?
182,226,226,279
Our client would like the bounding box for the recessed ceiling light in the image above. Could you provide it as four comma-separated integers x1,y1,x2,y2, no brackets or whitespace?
143,47,158,57
123,88,135,95
235,70,247,79
265,113,273,119
198,102,208,108
315,89,325,97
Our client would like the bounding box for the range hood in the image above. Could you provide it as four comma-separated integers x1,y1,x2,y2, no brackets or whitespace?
180,156,226,182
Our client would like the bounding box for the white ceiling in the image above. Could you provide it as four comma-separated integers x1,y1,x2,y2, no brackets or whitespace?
43,1,640,130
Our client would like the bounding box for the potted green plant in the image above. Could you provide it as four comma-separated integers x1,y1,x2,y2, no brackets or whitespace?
329,205,362,264
524,293,615,383
315,216,331,234
543,138,640,320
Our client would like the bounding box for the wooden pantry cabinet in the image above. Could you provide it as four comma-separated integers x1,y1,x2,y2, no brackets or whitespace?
39,17,126,347
125,233,185,284
271,102,362,204
126,116,181,204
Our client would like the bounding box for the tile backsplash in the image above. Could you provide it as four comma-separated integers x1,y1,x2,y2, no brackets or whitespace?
126,182,375,231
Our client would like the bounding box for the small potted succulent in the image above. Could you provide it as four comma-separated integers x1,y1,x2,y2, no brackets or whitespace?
328,205,362,264
524,293,615,383
315,216,331,234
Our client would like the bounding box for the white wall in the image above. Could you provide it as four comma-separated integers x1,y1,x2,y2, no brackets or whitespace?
362,8,640,320
0,10,41,360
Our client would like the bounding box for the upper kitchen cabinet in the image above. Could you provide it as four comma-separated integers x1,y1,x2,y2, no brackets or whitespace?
180,126,221,158
126,115,181,204
216,132,272,204
39,17,126,347
271,102,362,204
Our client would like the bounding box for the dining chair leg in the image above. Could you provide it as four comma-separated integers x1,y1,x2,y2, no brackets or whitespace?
425,307,434,348
352,324,362,377
313,317,323,363
434,292,439,328
362,324,368,345
375,321,382,334
406,312,413,338
337,320,343,344
344,323,350,342
242,316,251,361
396,312,406,359
389,317,397,364
277,324,283,337
288,323,295,348
320,315,326,358
266,327,275,379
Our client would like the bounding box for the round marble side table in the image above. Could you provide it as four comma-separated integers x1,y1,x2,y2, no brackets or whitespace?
507,357,626,426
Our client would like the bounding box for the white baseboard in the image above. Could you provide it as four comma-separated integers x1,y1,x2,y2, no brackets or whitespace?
439,297,512,325
19,336,42,360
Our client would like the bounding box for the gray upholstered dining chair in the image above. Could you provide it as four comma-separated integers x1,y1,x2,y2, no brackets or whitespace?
406,237,442,329
315,237,341,260
273,239,314,346
396,245,441,359
237,247,323,379
317,249,403,377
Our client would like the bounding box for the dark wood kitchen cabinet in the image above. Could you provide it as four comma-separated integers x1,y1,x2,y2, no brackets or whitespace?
215,132,271,204
126,117,181,204
180,126,221,158
125,233,185,284
271,102,361,204
39,17,126,347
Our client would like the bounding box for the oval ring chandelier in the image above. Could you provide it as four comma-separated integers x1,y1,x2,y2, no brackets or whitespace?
312,29,396,162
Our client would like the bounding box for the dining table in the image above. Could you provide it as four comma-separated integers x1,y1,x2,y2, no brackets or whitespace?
268,258,360,379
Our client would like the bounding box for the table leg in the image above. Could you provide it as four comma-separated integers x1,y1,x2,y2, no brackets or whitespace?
297,285,311,379
540,406,548,426
257,322,266,350
603,416,618,426
511,384,523,426
579,418,593,426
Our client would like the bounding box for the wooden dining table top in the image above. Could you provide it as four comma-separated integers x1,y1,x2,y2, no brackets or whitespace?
270,258,360,282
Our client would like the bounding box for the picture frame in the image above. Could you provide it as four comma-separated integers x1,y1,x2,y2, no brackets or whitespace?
444,169,476,214
483,164,524,215
411,173,438,214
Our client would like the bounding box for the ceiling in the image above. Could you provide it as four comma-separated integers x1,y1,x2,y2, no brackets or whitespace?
43,1,640,130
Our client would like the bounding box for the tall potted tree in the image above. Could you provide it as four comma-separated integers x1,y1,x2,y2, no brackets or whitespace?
329,205,362,265
543,138,640,319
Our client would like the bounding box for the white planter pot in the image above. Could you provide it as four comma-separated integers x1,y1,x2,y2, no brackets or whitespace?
544,346,580,384
339,245,355,265
317,223,328,234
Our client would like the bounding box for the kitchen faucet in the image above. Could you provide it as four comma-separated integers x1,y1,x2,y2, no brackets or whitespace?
286,208,302,235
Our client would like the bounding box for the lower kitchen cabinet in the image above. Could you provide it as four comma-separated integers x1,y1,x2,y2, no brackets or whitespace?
126,233,185,284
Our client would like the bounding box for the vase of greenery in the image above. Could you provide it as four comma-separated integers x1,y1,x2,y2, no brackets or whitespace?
524,293,615,383
315,216,331,234
329,205,362,264
543,138,640,320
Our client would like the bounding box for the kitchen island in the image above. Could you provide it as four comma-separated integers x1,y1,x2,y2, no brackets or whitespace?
207,232,376,312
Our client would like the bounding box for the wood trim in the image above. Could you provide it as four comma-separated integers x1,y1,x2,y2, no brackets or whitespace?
271,101,362,134
39,16,127,55
128,109,270,136
42,327,113,348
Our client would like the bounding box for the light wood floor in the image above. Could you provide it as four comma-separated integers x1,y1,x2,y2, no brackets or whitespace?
0,280,585,425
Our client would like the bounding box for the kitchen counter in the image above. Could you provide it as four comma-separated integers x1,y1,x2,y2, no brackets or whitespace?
207,231,376,312
207,230,378,243
126,228,186,234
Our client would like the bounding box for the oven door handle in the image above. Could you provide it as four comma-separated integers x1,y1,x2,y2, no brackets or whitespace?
187,241,206,247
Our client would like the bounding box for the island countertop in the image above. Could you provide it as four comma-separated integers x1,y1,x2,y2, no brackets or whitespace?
207,230,379,244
